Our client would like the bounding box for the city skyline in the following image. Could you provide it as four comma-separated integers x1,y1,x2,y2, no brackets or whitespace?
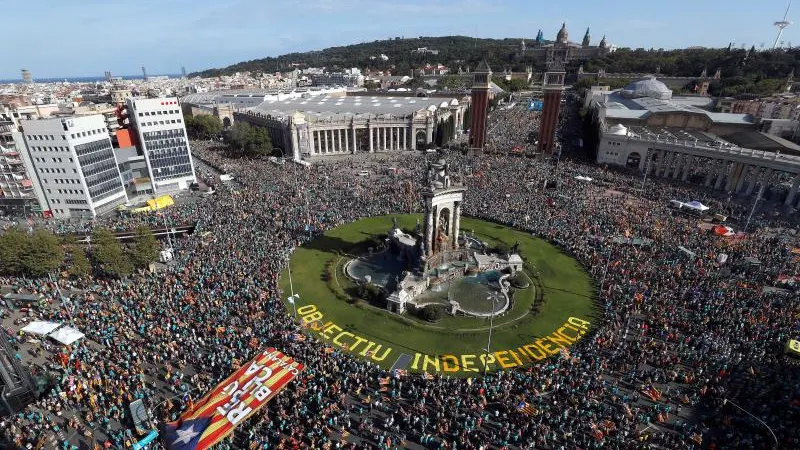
5,0,799,79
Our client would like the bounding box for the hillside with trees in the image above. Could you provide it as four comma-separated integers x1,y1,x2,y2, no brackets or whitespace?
191,36,800,98
191,36,800,80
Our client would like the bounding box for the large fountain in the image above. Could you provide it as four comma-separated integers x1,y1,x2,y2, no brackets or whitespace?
345,159,524,317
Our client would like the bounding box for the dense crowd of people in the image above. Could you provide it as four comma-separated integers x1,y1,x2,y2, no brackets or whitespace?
485,103,540,154
0,122,798,449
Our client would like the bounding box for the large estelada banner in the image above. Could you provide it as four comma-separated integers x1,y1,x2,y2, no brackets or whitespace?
162,348,304,450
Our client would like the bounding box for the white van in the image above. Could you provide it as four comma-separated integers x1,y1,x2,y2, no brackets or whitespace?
358,170,370,177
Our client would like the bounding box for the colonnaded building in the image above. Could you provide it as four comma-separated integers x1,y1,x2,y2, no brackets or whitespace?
182,90,470,160
586,77,800,207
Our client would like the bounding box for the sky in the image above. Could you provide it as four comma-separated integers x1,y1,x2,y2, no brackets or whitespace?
4,0,799,79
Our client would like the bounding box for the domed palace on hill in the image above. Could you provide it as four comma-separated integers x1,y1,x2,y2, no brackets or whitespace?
522,23,613,66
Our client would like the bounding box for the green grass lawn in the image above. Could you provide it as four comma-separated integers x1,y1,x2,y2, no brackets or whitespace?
280,214,598,375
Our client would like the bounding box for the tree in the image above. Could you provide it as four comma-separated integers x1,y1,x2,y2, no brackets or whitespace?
91,228,132,278
0,227,28,275
225,122,273,158
421,304,444,322
130,226,159,269
67,245,91,278
185,114,223,140
21,229,64,278
364,80,381,90
492,77,530,92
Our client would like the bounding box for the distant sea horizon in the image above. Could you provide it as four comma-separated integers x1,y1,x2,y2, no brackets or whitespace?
0,74,183,84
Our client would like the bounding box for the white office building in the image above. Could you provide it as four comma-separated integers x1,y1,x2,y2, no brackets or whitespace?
126,97,196,193
20,115,128,219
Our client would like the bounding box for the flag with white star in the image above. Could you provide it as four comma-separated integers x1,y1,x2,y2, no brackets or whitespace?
163,416,212,450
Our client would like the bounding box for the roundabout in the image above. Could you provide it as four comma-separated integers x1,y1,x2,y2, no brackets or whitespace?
280,214,597,376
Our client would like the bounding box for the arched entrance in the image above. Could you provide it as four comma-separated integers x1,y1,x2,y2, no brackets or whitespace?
626,152,641,168
436,207,451,253
415,130,427,150
222,117,232,128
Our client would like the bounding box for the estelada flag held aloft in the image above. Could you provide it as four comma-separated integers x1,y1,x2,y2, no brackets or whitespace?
162,348,303,450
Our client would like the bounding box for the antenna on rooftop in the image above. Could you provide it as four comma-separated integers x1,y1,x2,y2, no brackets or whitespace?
773,0,793,50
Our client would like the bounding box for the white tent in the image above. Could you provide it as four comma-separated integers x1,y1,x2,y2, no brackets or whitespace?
48,326,85,345
684,201,709,212
574,175,593,182
21,321,60,336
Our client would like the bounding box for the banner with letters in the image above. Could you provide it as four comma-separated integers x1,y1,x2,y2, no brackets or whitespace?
162,348,303,450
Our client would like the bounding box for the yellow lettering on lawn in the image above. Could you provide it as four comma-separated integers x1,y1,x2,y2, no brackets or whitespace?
440,355,460,372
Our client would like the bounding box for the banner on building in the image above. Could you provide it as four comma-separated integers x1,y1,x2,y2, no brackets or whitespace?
162,348,304,450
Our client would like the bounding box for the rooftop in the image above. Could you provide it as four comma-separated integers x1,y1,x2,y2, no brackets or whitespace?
246,95,460,119
602,91,754,126
721,130,800,155
608,125,800,156
181,87,349,106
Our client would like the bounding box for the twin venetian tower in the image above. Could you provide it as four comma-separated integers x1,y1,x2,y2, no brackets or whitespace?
469,60,564,157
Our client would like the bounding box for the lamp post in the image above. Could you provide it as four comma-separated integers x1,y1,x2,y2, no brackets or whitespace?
286,255,295,298
723,397,778,448
744,184,765,233
287,294,300,320
641,151,653,192
483,294,499,376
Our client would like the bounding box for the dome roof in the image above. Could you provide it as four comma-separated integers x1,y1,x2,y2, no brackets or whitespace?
621,76,672,100
556,23,568,43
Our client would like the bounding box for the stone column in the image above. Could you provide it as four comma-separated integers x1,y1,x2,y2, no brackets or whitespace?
308,129,316,155
666,152,677,177
672,153,683,179
401,126,407,149
735,164,749,193
452,201,461,249
681,155,691,181
724,163,738,191
290,125,300,160
760,168,773,195
714,162,726,190
656,151,668,177
745,167,760,196
426,122,433,144
369,125,374,153
425,203,435,257
382,127,387,151
704,160,716,187
351,126,357,153
785,174,800,206
344,127,349,153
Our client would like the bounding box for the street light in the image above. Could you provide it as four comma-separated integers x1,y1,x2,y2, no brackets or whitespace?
287,294,300,320
286,255,295,298
483,294,499,376
723,397,778,448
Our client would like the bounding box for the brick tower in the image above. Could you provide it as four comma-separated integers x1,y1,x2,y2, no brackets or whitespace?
469,61,492,152
537,63,566,156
